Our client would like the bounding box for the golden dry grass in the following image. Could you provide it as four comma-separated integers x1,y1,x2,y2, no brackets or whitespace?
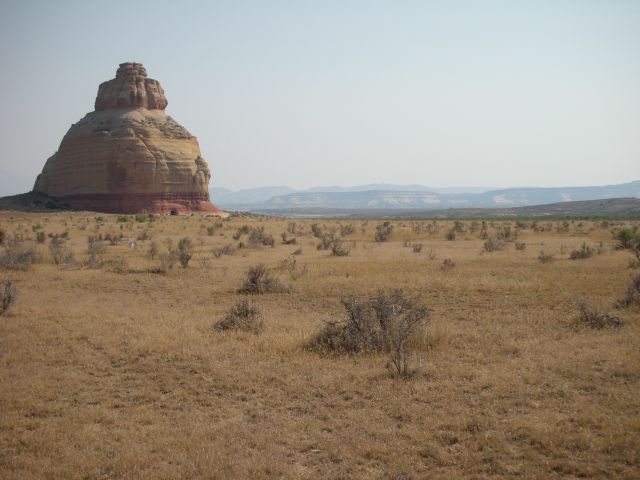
0,212,639,479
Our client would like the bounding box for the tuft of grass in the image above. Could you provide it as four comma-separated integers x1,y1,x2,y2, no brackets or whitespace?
214,299,264,334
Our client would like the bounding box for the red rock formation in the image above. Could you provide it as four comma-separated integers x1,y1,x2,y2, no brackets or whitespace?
34,62,225,215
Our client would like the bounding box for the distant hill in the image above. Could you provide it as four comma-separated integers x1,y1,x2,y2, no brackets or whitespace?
210,186,295,205
251,197,640,219
212,181,640,211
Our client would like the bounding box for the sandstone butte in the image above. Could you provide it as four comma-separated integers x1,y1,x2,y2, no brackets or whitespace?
33,62,225,215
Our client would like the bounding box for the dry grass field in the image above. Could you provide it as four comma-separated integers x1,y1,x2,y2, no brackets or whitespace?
0,211,639,479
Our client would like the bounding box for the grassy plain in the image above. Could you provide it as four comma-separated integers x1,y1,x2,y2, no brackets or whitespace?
0,212,639,479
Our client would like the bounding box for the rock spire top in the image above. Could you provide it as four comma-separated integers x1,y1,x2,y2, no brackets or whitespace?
94,62,168,111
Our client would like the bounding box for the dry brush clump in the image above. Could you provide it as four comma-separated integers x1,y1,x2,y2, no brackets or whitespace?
238,264,287,294
214,299,264,334
374,222,394,242
0,242,38,271
0,279,16,316
618,273,640,307
569,243,595,260
575,299,622,329
308,289,430,378
49,238,76,266
176,237,193,268
538,251,554,264
483,237,505,253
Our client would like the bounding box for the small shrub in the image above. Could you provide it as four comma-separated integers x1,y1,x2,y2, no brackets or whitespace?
618,273,640,307
441,258,455,270
412,243,423,253
538,251,554,264
576,299,622,329
0,280,16,316
213,244,235,258
613,228,638,250
292,247,303,256
0,243,38,271
146,241,159,260
281,232,297,245
36,231,46,244
157,251,178,272
330,238,351,257
214,299,264,333
176,237,193,268
374,222,394,242
279,256,309,280
310,223,324,238
496,225,516,241
445,230,456,241
49,238,75,266
316,232,335,250
233,225,251,240
307,290,429,378
515,242,526,251
569,243,594,260
136,230,152,241
483,237,504,252
0,228,5,245
86,236,106,268
105,256,128,273
248,227,274,247
238,264,285,294
339,224,355,237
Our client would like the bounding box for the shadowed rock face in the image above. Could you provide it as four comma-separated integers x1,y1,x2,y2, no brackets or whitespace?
34,62,224,215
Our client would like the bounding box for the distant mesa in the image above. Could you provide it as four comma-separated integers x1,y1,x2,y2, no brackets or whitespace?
33,62,225,215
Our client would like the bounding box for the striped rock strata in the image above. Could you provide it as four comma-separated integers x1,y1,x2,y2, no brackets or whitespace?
34,62,224,215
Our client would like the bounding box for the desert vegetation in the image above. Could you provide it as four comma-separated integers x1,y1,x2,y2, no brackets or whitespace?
0,211,639,478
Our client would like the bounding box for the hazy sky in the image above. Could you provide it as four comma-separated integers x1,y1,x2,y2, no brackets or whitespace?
0,0,639,194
